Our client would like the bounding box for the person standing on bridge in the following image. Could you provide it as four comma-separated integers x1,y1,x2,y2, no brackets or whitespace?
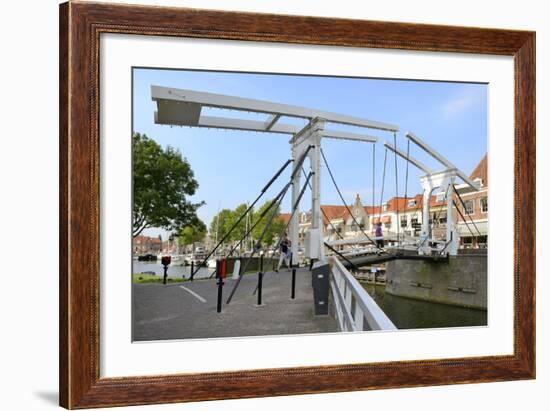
275,234,292,272
375,222,384,250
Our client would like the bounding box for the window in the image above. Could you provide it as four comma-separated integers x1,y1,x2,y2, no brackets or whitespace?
410,216,420,228
407,199,416,207
436,192,445,202
464,200,474,215
480,197,488,213
382,203,389,212
461,236,473,248
400,215,408,228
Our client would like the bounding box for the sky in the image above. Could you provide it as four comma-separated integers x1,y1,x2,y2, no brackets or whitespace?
133,68,487,240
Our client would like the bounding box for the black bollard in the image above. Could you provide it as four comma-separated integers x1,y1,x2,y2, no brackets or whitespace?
190,261,195,281
260,253,264,273
291,268,296,299
257,272,263,306
217,278,223,313
216,259,224,313
257,254,264,306
161,256,171,284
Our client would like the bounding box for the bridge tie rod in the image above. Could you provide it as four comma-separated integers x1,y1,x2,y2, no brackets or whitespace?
191,158,292,278
226,181,292,304
320,147,377,247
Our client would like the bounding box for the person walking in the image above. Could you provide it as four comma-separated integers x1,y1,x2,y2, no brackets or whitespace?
275,234,292,272
375,222,384,250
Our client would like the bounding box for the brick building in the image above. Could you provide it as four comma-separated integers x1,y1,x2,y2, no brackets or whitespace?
133,235,163,255
290,154,487,250
454,154,488,248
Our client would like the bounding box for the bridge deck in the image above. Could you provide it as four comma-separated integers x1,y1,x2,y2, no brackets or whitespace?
133,267,339,341
344,249,449,268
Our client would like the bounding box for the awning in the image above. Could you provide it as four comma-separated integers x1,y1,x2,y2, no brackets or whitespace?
381,215,391,224
457,221,488,236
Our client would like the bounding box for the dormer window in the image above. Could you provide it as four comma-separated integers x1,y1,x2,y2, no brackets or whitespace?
407,199,416,207
382,203,389,212
436,192,445,202
474,177,483,188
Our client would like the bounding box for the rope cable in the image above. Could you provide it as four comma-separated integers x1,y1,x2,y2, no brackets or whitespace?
403,139,411,232
453,186,483,237
393,132,400,247
453,199,476,239
320,148,377,247
378,148,388,221
372,142,376,225
301,167,345,241
191,158,293,278
226,181,292,304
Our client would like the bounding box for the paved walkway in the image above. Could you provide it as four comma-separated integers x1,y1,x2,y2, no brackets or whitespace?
133,267,338,341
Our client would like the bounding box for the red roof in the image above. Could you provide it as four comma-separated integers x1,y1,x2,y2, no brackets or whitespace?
278,213,292,224
133,235,162,244
470,154,488,186
320,205,348,223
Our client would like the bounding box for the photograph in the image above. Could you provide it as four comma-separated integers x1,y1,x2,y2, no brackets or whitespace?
131,68,488,341
1,0,542,409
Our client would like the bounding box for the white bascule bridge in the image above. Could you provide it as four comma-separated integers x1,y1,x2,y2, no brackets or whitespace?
151,85,479,261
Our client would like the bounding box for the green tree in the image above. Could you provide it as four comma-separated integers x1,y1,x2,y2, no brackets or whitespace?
177,220,207,251
133,132,204,237
251,200,285,248
225,203,249,242
210,209,232,242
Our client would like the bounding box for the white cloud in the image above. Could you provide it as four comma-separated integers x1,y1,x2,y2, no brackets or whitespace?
439,88,481,119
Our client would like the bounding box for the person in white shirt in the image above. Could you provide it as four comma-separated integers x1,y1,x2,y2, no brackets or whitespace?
275,234,292,272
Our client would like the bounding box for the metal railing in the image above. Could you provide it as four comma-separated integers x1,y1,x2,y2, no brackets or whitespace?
330,257,397,332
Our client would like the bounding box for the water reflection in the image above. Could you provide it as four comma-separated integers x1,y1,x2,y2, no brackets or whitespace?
361,283,487,329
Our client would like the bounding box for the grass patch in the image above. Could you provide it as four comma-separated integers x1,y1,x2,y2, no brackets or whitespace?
133,269,269,284
133,273,187,284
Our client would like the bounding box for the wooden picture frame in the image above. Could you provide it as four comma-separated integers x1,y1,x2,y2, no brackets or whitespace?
59,1,535,408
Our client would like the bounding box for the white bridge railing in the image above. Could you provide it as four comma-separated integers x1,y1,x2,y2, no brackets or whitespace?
329,257,397,332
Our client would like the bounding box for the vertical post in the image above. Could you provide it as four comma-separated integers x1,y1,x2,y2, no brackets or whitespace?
419,177,433,254
290,143,300,265
257,272,264,306
445,178,458,256
421,187,432,243
257,254,264,306
291,268,296,299
163,265,168,285
190,261,194,281
310,120,325,261
216,259,224,313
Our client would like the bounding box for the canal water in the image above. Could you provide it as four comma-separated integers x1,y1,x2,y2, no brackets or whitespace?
133,260,215,279
361,283,487,329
